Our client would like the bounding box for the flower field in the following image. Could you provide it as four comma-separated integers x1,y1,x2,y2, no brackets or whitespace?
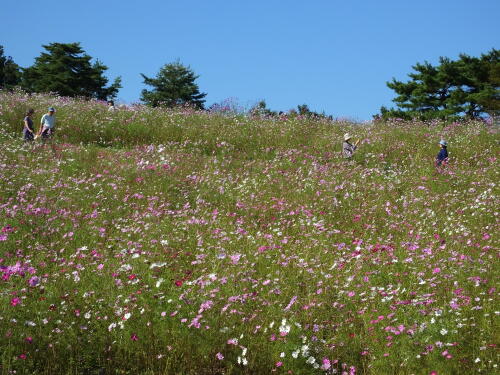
0,91,498,374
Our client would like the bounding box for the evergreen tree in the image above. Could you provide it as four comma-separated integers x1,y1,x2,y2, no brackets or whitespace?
140,61,206,109
0,45,21,89
297,104,313,116
453,50,500,118
22,42,121,99
249,100,276,117
381,49,499,120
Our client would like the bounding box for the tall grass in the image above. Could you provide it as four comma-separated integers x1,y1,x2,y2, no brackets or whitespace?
0,91,498,374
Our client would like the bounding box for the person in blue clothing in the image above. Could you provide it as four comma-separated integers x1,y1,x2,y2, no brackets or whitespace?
435,139,448,167
22,109,36,142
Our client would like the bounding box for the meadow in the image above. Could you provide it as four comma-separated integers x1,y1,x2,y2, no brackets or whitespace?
0,91,498,375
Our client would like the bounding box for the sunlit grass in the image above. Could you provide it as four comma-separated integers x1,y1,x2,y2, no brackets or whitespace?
0,91,498,374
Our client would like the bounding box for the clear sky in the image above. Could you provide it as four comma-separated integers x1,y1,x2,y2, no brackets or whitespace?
3,0,499,120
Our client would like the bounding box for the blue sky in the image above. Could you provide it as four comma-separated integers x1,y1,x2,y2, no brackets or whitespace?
3,0,499,120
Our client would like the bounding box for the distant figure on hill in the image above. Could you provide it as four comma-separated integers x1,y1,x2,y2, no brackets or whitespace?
435,139,448,167
22,109,35,143
342,133,359,158
107,100,116,111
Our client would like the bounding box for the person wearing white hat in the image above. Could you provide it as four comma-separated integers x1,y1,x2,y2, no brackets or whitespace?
342,133,359,159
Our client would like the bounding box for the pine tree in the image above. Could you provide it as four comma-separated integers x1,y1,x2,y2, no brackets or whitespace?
22,42,121,100
250,100,276,117
140,61,206,109
0,45,21,89
381,49,499,120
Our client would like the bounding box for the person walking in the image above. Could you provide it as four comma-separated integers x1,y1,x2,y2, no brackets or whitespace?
22,109,36,143
38,107,56,141
342,133,359,159
37,107,59,157
435,139,448,167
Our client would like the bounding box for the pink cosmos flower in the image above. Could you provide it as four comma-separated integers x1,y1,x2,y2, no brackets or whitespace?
10,297,20,306
284,295,297,311
321,358,331,370
230,254,241,264
130,333,138,341
216,352,224,360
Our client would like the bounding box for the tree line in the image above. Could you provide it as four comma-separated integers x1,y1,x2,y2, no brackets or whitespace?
380,49,499,120
1,43,498,119
0,42,206,109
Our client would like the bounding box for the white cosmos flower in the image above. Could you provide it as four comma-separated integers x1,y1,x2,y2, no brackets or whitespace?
306,356,316,364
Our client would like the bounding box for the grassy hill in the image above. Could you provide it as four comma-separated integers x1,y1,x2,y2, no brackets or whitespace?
0,91,498,374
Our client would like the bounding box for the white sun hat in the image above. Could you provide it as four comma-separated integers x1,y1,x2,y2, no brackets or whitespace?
344,133,351,141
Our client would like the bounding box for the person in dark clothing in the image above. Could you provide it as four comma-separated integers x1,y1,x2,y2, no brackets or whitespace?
435,140,448,166
23,109,35,142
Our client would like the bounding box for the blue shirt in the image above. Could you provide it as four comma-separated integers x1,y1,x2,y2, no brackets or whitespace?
41,113,56,129
436,148,448,165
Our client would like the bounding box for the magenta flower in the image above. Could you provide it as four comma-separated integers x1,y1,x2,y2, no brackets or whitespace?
216,352,224,360
28,276,40,287
10,297,20,306
130,333,138,341
321,358,331,370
